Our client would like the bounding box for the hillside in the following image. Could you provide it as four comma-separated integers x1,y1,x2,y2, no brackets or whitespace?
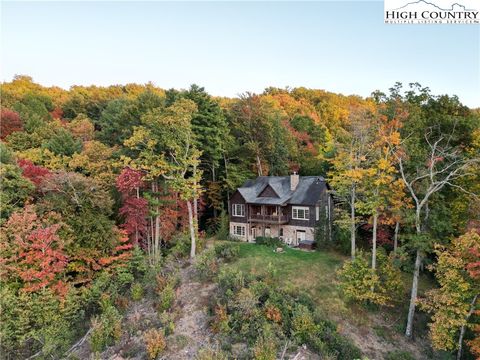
1,76,479,359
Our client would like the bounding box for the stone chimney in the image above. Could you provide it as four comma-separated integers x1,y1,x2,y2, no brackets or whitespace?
290,172,299,191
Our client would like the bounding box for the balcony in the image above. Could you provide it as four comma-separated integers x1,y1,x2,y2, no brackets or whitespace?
248,214,289,224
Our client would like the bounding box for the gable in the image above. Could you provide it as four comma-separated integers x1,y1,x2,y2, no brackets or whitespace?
258,184,279,198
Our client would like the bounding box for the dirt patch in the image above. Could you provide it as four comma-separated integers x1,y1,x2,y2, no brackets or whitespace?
162,265,217,359
335,313,431,360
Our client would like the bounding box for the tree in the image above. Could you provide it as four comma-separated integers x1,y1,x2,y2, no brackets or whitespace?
397,126,479,338
329,104,377,259
0,205,67,293
420,231,480,359
230,93,278,176
123,98,201,261
43,127,82,157
0,163,35,222
0,108,23,139
357,112,404,272
116,168,148,244
17,159,51,187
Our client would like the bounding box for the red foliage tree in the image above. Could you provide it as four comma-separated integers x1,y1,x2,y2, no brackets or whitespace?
116,168,148,244
116,167,144,196
119,197,149,244
17,159,51,187
1,205,67,294
50,107,64,120
0,108,23,139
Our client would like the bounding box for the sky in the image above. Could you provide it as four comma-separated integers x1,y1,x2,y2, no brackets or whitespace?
1,1,479,107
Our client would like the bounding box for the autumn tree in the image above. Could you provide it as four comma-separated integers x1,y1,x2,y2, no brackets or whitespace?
329,104,378,259
0,205,67,293
397,126,479,338
123,98,201,261
0,108,23,139
420,231,480,359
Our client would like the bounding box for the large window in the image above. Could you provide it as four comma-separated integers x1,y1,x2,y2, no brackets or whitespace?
292,206,309,220
232,204,245,217
233,225,245,236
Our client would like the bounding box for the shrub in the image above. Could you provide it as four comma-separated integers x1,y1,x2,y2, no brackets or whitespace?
255,236,283,247
253,335,278,360
195,249,218,280
89,300,122,353
131,283,144,301
217,268,248,296
158,284,175,313
385,350,416,360
169,233,191,259
214,242,240,261
337,250,402,306
159,311,176,336
265,304,282,323
143,328,166,360
291,304,318,344
211,304,230,334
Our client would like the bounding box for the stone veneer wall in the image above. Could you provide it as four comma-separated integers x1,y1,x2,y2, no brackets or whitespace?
229,222,315,245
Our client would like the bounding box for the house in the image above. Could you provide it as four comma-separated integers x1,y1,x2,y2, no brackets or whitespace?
228,173,333,247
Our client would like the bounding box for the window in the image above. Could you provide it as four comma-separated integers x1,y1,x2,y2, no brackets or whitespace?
232,204,245,217
279,228,284,237
292,206,309,220
234,225,245,236
316,206,320,221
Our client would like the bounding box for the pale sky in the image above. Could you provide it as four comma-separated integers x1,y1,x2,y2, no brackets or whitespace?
1,1,479,107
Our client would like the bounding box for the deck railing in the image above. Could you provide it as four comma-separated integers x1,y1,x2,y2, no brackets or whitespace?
249,214,288,223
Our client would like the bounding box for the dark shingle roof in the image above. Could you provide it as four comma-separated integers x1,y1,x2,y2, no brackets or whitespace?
237,176,327,206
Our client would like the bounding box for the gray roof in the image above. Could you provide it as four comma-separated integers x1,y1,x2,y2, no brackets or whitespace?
237,176,327,206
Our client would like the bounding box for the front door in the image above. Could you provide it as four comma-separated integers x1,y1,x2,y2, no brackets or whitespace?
265,227,271,237
296,230,306,244
251,227,257,241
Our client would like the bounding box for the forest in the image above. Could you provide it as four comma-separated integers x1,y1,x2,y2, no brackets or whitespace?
0,75,479,360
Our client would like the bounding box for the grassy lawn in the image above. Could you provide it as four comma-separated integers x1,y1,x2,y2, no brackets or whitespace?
217,241,352,319
216,241,435,329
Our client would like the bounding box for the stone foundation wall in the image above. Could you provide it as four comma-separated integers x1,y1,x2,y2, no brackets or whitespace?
229,222,315,245
229,222,248,241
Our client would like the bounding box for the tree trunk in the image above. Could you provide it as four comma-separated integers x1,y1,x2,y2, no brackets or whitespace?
393,221,400,253
187,200,196,259
256,154,263,176
350,184,356,259
405,249,422,338
224,153,231,212
372,212,378,270
193,163,199,225
457,294,479,360
212,164,218,218
134,187,140,244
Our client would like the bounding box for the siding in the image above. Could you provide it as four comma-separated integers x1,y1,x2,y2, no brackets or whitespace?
286,204,317,228
258,185,279,198
229,191,247,223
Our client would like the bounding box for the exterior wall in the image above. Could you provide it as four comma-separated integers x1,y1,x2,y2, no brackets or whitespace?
240,222,315,246
229,221,248,241
286,204,317,227
281,225,315,246
229,191,247,224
